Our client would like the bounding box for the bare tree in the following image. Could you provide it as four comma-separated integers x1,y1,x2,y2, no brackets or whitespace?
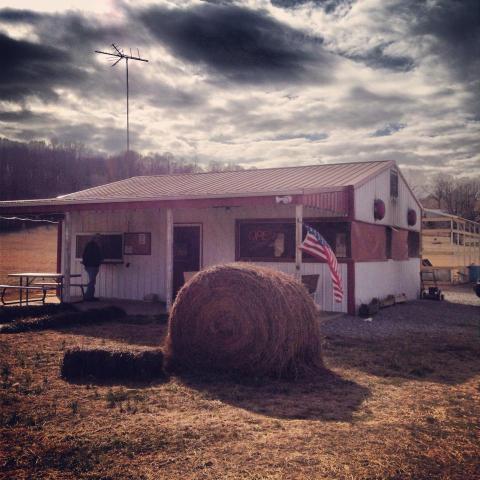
430,174,480,220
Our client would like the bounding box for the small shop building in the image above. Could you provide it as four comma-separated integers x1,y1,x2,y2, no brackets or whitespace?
0,160,422,314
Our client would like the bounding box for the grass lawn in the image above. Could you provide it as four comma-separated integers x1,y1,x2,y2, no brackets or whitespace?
0,226,58,302
0,286,479,479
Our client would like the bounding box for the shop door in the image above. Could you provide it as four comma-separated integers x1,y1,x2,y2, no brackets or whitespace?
173,225,201,298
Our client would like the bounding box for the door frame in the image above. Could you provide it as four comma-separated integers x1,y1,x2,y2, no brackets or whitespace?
172,223,203,293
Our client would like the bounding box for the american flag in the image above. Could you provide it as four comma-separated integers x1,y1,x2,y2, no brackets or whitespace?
300,224,344,303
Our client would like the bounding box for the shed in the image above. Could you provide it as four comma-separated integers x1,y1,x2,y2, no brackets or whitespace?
0,160,422,314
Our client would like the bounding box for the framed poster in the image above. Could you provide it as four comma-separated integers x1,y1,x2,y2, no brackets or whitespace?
124,232,151,255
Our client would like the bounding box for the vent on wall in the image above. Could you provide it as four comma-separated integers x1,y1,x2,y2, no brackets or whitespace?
390,169,399,199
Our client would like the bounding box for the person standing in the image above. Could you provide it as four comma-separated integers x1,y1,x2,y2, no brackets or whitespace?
82,234,104,301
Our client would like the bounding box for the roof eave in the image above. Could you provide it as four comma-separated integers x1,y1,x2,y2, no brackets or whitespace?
0,185,352,211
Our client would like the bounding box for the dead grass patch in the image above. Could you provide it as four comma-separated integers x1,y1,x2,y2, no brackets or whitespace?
0,286,479,479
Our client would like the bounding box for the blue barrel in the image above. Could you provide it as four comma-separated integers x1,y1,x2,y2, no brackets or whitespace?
468,265,480,282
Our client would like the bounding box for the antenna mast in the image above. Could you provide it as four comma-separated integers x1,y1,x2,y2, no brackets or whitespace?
95,44,148,154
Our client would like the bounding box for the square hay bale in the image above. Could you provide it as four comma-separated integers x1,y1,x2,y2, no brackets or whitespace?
61,348,165,382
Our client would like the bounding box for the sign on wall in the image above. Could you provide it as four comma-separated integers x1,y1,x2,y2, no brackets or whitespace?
124,232,152,255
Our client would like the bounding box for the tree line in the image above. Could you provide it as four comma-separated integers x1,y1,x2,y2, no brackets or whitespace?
0,137,244,231
428,174,480,221
0,137,243,202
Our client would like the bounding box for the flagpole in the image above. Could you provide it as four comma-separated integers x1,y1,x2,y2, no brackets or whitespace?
295,203,303,281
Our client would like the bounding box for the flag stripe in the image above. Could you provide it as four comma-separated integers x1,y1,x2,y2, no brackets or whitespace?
300,227,344,303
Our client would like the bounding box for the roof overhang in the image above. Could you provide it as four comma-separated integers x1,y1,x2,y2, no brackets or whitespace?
0,186,353,217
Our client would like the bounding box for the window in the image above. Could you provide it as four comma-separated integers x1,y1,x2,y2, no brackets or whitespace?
386,227,392,259
390,169,399,198
408,231,420,257
305,222,350,259
237,221,296,261
236,220,350,262
75,234,123,262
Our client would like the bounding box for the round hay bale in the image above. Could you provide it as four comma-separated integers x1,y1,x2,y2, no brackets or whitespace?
165,263,323,378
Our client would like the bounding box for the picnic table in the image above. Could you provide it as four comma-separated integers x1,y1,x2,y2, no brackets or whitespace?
3,272,81,305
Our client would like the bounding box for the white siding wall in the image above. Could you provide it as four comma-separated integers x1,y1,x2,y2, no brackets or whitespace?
254,262,348,313
67,204,348,312
355,258,420,307
69,209,166,301
354,168,421,231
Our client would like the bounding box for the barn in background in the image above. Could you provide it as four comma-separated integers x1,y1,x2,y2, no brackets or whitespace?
422,209,480,283
0,160,422,314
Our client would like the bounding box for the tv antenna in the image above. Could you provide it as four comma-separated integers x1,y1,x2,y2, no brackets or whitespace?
95,44,148,153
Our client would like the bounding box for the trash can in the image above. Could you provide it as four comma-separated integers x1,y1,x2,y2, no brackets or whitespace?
468,265,480,282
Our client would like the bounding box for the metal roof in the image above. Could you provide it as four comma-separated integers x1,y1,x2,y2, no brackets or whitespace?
0,160,393,209
423,208,480,225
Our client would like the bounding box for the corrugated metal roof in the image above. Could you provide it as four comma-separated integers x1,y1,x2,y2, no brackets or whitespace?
0,160,393,208
61,160,392,200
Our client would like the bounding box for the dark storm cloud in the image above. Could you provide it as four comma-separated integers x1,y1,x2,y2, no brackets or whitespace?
0,8,152,105
273,132,328,141
386,0,480,118
0,8,44,23
344,43,415,72
0,32,86,102
271,0,353,14
138,3,334,84
391,0,480,81
0,7,203,109
0,8,128,55
0,109,51,123
370,122,406,137
15,122,139,154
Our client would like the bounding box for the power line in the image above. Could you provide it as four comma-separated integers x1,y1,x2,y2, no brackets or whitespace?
0,216,59,224
95,44,148,154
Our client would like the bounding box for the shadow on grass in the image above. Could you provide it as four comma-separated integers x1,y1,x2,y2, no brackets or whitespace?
178,369,370,422
56,318,168,347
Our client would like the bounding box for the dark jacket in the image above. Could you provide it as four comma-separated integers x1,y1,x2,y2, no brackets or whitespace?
82,240,104,267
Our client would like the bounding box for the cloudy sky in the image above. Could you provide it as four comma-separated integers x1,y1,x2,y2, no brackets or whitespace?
0,0,478,186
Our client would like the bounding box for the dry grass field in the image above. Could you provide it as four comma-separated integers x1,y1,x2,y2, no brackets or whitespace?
0,286,479,479
0,226,58,300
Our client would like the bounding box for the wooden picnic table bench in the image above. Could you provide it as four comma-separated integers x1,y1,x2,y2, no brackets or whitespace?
6,272,82,305
34,281,88,298
0,285,50,305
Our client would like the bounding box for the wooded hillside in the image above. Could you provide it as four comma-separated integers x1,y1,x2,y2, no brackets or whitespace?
0,137,242,201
